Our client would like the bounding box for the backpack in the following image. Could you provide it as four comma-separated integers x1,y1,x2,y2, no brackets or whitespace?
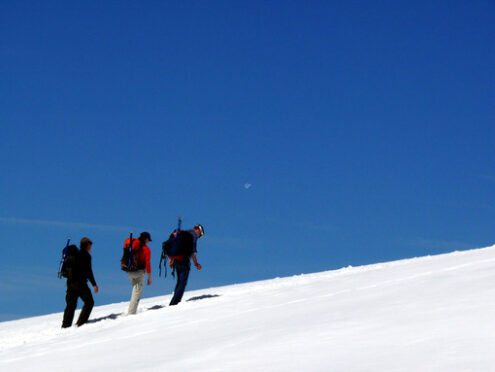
59,244,79,279
162,230,192,257
58,238,71,278
158,231,176,277
159,230,194,276
159,217,187,277
121,233,144,272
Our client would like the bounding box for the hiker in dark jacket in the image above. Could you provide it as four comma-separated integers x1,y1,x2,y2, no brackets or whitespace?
168,224,204,306
62,237,99,328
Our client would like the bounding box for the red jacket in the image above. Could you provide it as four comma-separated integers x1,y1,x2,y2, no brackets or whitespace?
124,238,151,274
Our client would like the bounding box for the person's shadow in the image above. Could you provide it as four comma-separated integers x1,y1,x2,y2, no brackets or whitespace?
147,294,221,310
87,312,123,324
88,294,223,321
187,294,221,302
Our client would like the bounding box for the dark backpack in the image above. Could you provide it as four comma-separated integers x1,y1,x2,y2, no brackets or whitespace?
162,230,194,257
159,230,194,277
121,233,144,272
159,218,181,277
60,244,79,279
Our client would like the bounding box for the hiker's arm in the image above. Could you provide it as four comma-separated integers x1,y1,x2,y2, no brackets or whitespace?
89,273,97,287
88,272,97,287
88,259,97,287
192,254,202,270
88,258,98,293
146,248,152,285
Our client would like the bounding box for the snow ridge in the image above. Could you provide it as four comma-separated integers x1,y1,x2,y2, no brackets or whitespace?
1,246,495,371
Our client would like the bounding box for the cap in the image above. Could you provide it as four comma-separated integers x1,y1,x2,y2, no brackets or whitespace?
194,224,204,237
139,232,152,242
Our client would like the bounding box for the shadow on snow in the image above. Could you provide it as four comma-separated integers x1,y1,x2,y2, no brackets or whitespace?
87,294,221,322
187,294,221,302
87,313,123,324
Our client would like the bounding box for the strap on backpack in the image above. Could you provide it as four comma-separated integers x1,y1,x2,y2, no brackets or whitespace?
159,250,167,277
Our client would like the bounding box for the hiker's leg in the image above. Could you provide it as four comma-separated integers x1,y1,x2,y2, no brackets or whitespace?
127,270,145,315
169,262,190,306
76,284,94,326
62,286,78,328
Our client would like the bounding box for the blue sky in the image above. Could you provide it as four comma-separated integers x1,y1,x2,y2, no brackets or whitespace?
1,0,494,321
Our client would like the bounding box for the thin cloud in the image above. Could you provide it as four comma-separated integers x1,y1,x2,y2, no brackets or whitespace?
478,174,495,182
0,314,27,322
0,267,62,293
265,216,336,233
299,222,336,233
404,237,474,252
0,217,132,232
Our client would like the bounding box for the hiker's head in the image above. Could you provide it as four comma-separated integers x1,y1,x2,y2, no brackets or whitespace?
193,224,204,238
139,232,152,244
80,237,93,252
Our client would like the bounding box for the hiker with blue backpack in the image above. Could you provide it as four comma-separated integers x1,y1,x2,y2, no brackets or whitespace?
161,223,204,306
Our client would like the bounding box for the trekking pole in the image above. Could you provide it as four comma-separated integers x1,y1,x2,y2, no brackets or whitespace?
159,253,163,277
58,236,71,278
159,225,165,278
171,216,182,278
128,232,133,268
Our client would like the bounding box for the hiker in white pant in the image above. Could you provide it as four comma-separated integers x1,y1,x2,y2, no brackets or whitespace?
123,232,152,315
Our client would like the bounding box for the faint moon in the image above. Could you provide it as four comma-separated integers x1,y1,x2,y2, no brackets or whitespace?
244,183,252,189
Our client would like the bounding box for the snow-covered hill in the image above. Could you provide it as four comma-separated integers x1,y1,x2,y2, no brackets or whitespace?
1,246,495,371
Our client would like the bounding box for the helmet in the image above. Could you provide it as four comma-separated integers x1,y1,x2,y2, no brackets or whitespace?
194,224,204,237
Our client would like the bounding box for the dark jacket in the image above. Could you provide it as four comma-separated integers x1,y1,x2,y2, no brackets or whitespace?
72,249,97,287
186,229,198,254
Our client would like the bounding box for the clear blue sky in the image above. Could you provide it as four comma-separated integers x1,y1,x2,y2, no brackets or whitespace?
1,0,494,321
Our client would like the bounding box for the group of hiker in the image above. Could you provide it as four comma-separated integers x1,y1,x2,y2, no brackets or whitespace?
60,223,205,328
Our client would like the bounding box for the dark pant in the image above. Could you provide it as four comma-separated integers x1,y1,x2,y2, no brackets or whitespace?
62,282,94,328
169,260,190,306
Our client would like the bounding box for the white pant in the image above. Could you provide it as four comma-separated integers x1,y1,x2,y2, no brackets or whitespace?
127,270,145,315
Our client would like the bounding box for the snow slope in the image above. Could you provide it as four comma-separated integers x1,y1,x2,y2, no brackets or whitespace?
1,246,495,371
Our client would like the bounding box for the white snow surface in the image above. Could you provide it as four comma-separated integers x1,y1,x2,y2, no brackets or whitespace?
1,246,495,371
